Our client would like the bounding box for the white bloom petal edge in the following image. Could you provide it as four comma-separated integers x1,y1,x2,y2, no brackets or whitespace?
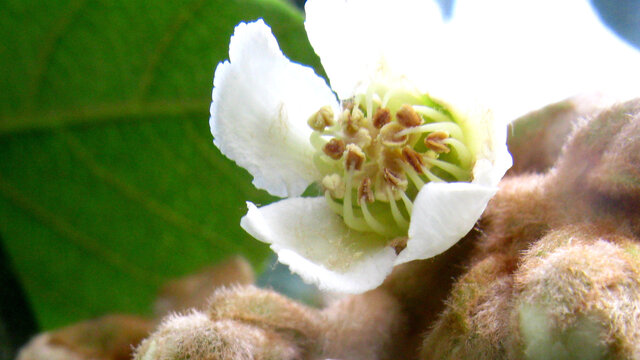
305,0,445,99
396,182,497,265
241,198,397,293
210,20,339,198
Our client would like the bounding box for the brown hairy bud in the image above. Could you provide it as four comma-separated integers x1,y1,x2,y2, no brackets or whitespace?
373,108,392,129
134,311,302,360
396,104,422,127
323,138,346,160
18,315,152,360
155,256,254,316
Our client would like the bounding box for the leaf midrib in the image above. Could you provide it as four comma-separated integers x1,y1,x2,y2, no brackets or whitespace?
0,99,210,135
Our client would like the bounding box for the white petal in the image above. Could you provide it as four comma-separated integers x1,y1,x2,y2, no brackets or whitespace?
210,20,339,197
304,0,445,99
395,182,496,264
241,198,396,293
449,0,640,122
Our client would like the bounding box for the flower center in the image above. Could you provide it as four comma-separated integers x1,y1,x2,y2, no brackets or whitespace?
308,82,474,238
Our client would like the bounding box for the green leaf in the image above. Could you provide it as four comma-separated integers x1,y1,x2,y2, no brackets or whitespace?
0,0,321,330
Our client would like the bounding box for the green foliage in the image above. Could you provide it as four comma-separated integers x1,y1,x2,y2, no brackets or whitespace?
0,0,321,330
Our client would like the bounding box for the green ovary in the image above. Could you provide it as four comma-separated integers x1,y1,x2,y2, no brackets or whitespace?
308,82,475,239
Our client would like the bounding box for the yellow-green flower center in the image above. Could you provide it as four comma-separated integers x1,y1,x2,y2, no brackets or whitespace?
308,83,475,240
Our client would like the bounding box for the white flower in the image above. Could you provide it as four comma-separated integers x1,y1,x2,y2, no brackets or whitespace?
210,0,640,293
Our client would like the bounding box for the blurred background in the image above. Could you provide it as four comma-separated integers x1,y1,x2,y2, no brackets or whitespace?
0,0,638,358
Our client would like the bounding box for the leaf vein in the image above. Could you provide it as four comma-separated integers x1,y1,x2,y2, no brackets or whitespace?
135,0,209,100
0,173,159,283
27,0,89,107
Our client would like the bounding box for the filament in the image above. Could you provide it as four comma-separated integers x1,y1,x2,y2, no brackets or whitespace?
423,157,471,181
399,122,464,141
387,189,409,229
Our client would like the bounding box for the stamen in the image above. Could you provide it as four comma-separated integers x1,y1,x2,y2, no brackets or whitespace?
423,157,471,181
345,108,364,135
360,198,394,236
307,105,335,131
412,105,451,123
373,108,391,129
323,138,346,160
358,178,374,203
399,161,425,190
402,147,425,174
396,104,423,128
379,122,409,147
324,190,344,214
443,137,473,168
345,144,365,170
382,87,402,108
343,169,372,232
399,191,413,214
313,153,337,174
322,174,345,198
389,237,408,254
387,188,409,229
424,131,450,153
310,131,328,150
366,86,375,121
422,166,446,182
382,168,407,189
399,122,464,140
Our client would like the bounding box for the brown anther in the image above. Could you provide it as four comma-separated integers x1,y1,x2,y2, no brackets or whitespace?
345,144,366,170
358,177,374,203
396,104,422,128
402,147,425,174
345,108,364,135
389,237,408,254
383,167,403,187
323,138,346,160
425,131,450,153
307,105,335,131
379,123,408,147
373,108,391,129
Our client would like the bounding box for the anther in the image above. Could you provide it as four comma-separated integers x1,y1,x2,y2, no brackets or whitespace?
307,105,335,131
322,174,345,198
323,138,346,160
402,147,425,174
348,128,373,149
396,104,423,128
379,122,408,147
425,131,450,153
383,167,406,188
373,108,391,129
345,144,365,171
345,108,364,135
358,177,374,203
389,237,408,254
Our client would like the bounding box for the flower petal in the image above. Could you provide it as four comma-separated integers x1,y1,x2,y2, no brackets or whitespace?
304,0,445,99
241,198,396,293
449,0,640,121
210,20,339,197
395,182,497,265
